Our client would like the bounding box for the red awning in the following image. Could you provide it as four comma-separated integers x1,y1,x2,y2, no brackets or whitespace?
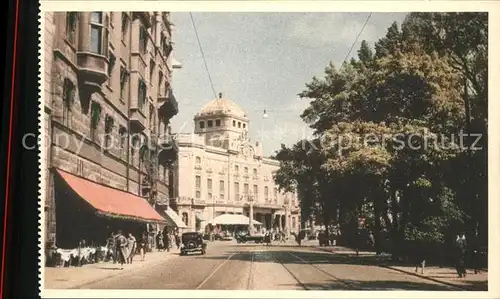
56,169,165,223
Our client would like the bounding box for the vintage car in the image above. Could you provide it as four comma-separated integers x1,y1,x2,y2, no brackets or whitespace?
235,233,265,244
180,232,207,256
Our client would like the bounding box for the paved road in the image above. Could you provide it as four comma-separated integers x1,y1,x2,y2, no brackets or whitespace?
79,241,460,290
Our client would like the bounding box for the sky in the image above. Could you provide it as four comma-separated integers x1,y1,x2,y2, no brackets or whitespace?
170,12,408,156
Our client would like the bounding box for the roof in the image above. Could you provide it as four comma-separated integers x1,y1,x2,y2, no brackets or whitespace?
196,96,247,119
55,169,166,223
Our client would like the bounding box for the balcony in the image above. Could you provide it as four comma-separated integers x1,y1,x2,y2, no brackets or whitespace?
130,108,147,132
158,91,179,124
158,139,179,167
76,52,108,94
133,12,153,28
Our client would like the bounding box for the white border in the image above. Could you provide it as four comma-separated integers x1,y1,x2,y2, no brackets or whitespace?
39,1,500,298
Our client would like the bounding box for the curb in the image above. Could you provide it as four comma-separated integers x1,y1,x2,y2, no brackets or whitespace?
67,252,178,289
381,265,467,291
316,247,474,291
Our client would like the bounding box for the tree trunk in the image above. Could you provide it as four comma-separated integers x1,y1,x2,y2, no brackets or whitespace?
374,195,382,255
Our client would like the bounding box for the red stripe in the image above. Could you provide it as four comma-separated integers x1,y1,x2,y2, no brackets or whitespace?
1,0,20,296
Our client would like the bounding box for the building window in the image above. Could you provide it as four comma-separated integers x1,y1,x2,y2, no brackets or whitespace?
207,120,213,128
158,71,163,96
233,120,236,127
215,119,221,127
182,212,188,225
274,188,278,203
196,156,201,164
253,185,258,200
234,182,240,201
208,192,212,200
264,186,269,201
119,65,129,100
62,78,75,127
138,78,147,110
244,167,248,175
121,13,129,42
108,52,116,82
292,217,296,230
207,178,212,190
139,25,148,55
238,122,241,128
149,59,155,85
244,183,249,196
243,123,246,129
119,126,127,158
65,12,78,44
234,165,239,173
195,175,201,189
219,180,224,199
104,115,114,150
90,12,108,56
90,101,102,142
253,168,257,177
196,191,201,199
200,121,205,129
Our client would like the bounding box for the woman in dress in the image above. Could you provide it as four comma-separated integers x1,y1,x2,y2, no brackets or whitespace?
127,233,137,264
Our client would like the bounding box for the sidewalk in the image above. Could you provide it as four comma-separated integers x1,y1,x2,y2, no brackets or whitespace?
44,248,180,289
383,265,488,291
316,245,488,291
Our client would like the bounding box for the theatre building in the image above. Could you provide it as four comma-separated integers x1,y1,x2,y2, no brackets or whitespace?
42,11,183,253
170,94,301,235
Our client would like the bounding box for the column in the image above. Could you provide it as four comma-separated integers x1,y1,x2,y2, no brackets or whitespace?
279,214,283,231
285,208,290,237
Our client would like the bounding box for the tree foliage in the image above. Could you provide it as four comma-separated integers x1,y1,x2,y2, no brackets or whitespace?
274,12,487,257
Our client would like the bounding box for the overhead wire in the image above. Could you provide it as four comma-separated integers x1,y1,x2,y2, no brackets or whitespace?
339,12,373,69
189,12,218,99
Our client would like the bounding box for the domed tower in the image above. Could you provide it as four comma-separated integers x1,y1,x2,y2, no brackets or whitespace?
194,93,249,150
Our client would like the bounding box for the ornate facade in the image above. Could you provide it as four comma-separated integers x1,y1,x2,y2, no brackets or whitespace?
43,11,180,248
170,94,301,234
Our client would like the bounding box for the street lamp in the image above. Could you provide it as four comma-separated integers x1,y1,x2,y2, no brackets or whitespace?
283,194,290,238
243,193,255,234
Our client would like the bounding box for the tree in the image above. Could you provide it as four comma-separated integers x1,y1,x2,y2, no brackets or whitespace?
275,13,487,259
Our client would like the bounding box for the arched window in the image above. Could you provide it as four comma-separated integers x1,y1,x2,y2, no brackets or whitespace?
253,168,257,177
182,212,188,225
196,156,201,164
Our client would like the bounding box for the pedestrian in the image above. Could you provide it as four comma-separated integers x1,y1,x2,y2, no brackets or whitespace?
127,233,137,264
156,232,164,251
115,230,128,268
106,232,116,263
138,231,147,262
175,232,181,249
454,234,467,278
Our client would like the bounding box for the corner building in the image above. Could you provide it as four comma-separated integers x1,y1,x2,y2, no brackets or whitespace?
43,12,180,250
171,94,301,234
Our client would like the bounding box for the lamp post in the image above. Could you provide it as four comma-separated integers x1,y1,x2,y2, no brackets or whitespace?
283,195,290,239
244,193,255,234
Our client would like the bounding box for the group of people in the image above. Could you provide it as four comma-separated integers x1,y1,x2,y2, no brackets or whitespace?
155,228,181,252
105,230,148,268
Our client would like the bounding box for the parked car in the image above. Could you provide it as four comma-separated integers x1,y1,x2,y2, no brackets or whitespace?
235,233,265,244
180,232,207,256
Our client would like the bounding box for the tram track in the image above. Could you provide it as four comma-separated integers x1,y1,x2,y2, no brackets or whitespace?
266,249,357,290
